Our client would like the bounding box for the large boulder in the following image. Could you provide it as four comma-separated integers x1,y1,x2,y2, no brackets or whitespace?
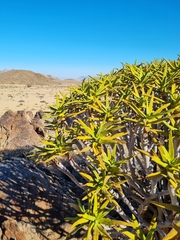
0,110,46,158
0,110,85,239
0,157,83,239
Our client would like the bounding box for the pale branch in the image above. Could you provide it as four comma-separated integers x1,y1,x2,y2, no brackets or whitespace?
54,158,87,190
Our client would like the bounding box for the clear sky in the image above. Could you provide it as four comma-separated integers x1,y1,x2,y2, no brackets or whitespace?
0,1,180,79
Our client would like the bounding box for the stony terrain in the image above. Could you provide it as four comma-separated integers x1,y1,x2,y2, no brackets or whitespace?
0,110,84,239
0,70,83,239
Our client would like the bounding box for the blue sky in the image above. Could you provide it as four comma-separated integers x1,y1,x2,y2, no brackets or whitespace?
0,1,180,79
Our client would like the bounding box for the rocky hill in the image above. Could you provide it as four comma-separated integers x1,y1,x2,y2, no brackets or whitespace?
0,69,81,85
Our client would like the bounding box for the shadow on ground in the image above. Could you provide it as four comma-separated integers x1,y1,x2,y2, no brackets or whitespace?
0,148,84,239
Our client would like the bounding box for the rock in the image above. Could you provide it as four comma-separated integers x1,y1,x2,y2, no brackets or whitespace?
0,110,46,158
0,110,85,238
34,111,45,119
32,111,46,138
0,157,84,239
31,118,46,138
0,219,42,240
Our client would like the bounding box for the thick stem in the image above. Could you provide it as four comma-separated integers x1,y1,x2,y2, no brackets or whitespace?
54,159,86,190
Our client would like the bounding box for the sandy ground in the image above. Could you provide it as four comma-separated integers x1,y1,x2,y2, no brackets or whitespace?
0,84,71,117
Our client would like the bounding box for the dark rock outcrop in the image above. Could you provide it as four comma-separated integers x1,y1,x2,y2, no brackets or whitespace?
0,157,83,239
0,110,85,239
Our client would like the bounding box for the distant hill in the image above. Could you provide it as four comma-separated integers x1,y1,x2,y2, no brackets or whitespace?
76,76,88,80
0,70,81,85
0,69,9,74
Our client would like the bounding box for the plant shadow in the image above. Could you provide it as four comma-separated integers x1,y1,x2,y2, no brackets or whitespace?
0,148,84,239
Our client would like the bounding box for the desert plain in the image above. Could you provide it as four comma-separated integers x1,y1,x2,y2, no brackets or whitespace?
0,84,70,117
0,70,81,117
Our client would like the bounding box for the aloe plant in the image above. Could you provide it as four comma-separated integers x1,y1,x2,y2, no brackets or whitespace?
34,56,180,239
